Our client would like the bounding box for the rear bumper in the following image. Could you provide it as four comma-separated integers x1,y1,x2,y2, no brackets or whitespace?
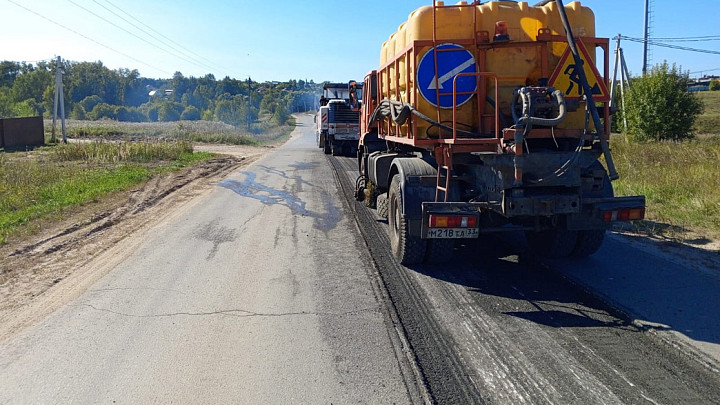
419,194,645,237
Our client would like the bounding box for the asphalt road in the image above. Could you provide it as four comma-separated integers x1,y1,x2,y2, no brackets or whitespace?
331,149,720,404
2,114,719,404
0,115,422,403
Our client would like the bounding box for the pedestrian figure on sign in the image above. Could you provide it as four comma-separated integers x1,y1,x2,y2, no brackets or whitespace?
563,61,584,96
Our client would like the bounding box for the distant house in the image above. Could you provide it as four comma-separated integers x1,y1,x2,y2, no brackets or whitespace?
688,75,719,92
148,89,174,97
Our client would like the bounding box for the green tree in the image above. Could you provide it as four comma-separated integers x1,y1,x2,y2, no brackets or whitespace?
146,104,160,122
214,99,236,125
79,95,102,113
70,104,86,120
180,105,201,121
87,103,117,120
10,66,52,104
272,102,289,125
116,106,146,122
625,62,703,141
12,99,39,117
710,80,720,91
157,102,182,122
0,61,22,88
0,87,13,117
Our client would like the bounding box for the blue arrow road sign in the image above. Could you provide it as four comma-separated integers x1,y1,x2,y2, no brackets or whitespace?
417,43,477,109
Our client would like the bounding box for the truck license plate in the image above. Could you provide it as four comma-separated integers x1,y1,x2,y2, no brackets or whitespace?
426,228,479,239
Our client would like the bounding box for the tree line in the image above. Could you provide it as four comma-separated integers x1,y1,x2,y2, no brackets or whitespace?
0,60,320,127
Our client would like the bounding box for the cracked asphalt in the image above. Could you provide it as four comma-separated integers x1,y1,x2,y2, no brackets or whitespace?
0,115,421,403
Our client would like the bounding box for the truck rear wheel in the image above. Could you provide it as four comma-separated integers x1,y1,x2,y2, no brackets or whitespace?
571,230,605,257
323,138,331,154
331,141,341,156
376,193,388,218
525,229,578,259
388,174,426,265
571,162,612,257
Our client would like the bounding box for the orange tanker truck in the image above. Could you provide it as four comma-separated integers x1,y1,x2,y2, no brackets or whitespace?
355,0,645,264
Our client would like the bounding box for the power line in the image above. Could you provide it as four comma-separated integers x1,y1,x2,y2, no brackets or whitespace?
90,0,218,72
650,35,720,41
689,67,720,75
621,35,720,56
6,0,170,75
66,0,214,72
9,58,54,65
101,0,228,73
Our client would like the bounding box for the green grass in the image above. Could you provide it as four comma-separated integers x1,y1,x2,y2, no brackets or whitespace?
610,134,720,238
694,91,720,135
0,140,212,245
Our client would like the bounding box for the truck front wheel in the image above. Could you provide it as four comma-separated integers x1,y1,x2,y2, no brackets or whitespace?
388,174,426,265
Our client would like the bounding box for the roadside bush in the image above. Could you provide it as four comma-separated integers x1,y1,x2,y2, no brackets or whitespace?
157,102,182,122
180,106,201,121
78,95,102,113
70,104,86,120
624,62,703,141
272,103,289,125
117,106,146,122
87,103,117,120
710,80,720,91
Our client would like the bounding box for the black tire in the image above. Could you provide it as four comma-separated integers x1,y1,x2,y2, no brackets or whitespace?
388,174,426,265
323,139,331,154
571,230,605,257
571,162,612,257
331,142,341,156
376,193,388,219
525,229,578,259
426,239,454,263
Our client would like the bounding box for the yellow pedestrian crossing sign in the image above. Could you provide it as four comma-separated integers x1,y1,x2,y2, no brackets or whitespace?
548,41,609,102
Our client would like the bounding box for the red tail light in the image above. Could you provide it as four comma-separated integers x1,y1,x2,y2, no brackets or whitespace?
602,207,645,222
429,215,478,228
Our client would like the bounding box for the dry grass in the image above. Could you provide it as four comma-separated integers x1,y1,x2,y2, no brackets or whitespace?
694,91,720,135
610,134,720,239
50,139,193,162
44,118,294,145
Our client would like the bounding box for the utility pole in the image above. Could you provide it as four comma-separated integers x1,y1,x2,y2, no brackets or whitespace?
51,56,67,143
610,35,632,132
246,77,252,131
642,0,650,74
610,34,630,128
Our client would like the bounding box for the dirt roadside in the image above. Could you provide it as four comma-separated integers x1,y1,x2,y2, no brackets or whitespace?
0,143,272,343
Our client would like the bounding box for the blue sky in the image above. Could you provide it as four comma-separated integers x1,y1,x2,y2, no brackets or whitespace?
1,1,718,82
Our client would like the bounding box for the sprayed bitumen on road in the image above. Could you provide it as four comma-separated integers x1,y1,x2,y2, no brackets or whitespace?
219,170,342,232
